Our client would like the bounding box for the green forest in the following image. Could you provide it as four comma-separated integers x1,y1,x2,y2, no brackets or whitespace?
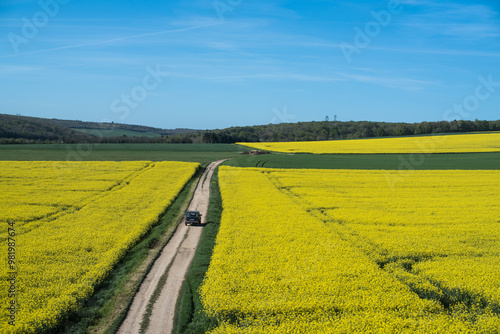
1,113,499,144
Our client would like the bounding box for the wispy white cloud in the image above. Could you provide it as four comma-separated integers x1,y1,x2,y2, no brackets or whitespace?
337,71,437,91
369,45,500,58
0,64,42,74
402,0,497,17
401,21,499,40
0,0,32,4
442,23,499,39
1,22,224,58
174,71,344,83
238,2,301,19
169,16,227,28
441,3,496,20
400,1,499,39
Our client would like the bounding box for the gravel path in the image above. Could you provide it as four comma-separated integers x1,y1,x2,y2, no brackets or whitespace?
117,159,226,334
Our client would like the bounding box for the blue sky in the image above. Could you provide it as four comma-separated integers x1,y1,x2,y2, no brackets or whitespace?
1,0,499,130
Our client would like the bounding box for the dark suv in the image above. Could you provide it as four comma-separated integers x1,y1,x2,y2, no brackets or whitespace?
185,211,202,226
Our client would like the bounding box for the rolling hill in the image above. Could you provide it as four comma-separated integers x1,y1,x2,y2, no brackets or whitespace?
0,114,196,144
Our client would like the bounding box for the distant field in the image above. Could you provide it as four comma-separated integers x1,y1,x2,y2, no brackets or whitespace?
0,143,249,165
72,128,161,138
2,142,499,169
226,152,500,170
239,132,500,154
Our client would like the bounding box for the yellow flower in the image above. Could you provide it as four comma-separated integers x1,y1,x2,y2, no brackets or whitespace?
201,167,500,333
0,161,198,333
239,132,500,153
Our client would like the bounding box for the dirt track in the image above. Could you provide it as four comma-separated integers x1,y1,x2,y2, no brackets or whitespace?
117,159,226,334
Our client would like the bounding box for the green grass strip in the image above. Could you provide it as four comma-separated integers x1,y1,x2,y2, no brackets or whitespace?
226,152,500,170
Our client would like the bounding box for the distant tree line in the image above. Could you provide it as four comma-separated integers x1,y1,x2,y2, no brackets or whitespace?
1,113,499,144
0,114,194,144
0,114,94,144
49,118,193,136
184,119,500,144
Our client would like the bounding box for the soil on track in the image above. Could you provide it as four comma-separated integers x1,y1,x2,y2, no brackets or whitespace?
117,159,226,334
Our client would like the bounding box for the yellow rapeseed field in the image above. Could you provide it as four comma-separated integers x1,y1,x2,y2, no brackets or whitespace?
0,161,198,333
201,166,500,333
238,132,500,153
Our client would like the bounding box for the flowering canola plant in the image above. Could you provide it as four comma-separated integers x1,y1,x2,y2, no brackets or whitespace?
201,167,500,333
0,161,198,333
238,132,500,154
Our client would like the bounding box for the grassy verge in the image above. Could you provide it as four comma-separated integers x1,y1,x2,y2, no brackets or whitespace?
53,165,203,334
225,152,500,170
173,167,222,334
